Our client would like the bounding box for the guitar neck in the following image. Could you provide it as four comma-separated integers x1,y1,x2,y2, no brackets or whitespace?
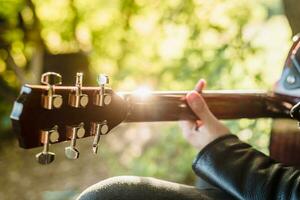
120,90,296,122
11,84,299,150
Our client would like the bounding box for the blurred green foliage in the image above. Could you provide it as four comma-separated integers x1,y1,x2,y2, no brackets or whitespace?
0,0,293,189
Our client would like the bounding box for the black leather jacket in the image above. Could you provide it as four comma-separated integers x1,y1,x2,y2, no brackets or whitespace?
192,135,300,200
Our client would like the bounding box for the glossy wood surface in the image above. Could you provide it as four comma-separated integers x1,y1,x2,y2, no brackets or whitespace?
10,85,298,149
270,119,300,167
11,85,128,149
121,90,297,122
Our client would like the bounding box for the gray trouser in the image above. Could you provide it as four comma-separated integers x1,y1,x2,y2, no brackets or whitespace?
76,176,235,200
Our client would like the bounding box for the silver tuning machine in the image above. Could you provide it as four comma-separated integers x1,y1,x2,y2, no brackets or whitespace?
41,72,63,110
94,74,111,107
36,125,59,164
91,120,109,154
65,122,85,160
69,72,89,108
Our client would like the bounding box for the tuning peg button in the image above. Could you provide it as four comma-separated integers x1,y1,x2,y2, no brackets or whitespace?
69,73,89,108
91,120,109,154
65,123,85,160
36,125,59,165
41,72,62,85
41,72,63,110
36,151,55,165
94,74,111,107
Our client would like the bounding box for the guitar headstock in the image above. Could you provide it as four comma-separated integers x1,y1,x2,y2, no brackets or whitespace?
10,72,128,164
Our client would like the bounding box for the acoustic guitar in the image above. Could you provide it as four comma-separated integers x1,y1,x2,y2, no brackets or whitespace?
10,35,300,165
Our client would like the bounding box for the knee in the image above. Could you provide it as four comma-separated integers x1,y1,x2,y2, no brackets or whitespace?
76,176,149,200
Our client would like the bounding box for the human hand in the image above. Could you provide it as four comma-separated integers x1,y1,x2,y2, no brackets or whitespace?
180,79,230,151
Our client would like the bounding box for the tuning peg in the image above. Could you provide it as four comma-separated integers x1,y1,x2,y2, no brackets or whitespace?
91,120,109,154
65,123,85,160
35,125,59,165
94,74,111,107
41,72,63,110
69,72,89,108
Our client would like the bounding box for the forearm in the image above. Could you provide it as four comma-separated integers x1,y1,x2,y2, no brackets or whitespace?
192,135,300,200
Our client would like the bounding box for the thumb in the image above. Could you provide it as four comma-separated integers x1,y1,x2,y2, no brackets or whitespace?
186,91,215,123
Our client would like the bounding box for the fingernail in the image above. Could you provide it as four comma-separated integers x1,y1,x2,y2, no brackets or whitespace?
195,79,206,92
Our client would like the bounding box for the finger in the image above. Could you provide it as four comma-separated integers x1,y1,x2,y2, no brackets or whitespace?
186,91,214,123
194,120,203,131
196,120,203,127
194,79,206,93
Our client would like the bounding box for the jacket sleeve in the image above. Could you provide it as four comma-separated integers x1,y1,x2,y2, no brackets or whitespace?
192,134,300,200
